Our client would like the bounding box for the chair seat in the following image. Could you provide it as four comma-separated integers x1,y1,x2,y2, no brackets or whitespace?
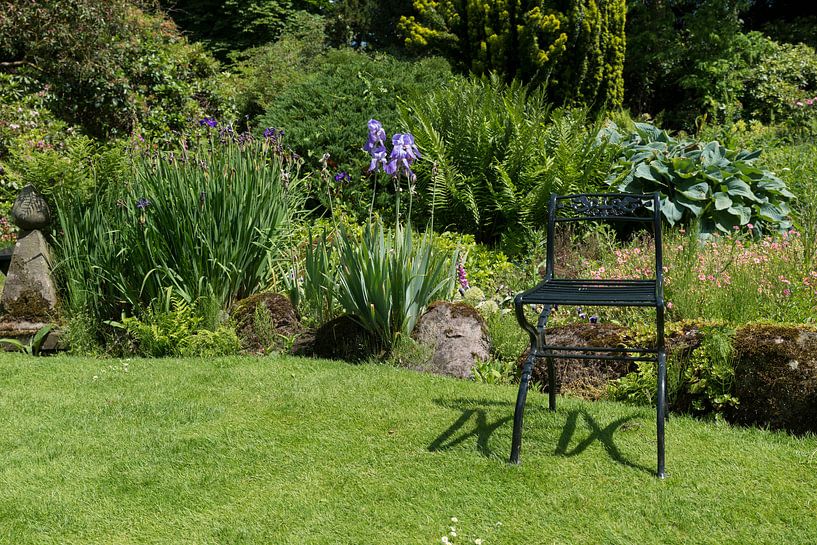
518,279,658,307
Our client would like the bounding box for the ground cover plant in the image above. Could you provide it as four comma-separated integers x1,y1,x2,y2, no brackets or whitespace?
0,353,816,544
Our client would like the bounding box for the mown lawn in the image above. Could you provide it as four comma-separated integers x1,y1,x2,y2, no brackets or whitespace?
0,353,815,544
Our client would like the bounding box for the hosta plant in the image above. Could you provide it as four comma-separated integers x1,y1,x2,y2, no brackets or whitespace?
601,122,795,237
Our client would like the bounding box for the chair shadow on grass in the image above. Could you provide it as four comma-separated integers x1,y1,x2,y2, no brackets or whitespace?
429,398,652,473
428,398,516,458
555,409,653,474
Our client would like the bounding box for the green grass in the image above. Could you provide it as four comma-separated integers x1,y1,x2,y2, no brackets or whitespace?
1,354,816,544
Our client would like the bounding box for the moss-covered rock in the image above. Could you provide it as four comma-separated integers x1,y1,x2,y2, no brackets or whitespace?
732,323,817,434
311,315,381,363
517,322,634,399
230,292,302,354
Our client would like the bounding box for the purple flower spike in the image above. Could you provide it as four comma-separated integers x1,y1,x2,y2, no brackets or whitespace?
199,117,217,128
363,119,386,153
457,263,470,290
386,133,421,180
368,144,388,173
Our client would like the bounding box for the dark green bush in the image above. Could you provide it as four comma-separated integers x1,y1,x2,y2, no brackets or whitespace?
0,0,233,138
231,12,328,120
257,48,457,208
736,32,817,125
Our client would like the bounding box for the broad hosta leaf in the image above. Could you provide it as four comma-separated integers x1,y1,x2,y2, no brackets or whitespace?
635,162,658,182
675,194,704,217
728,204,751,224
714,209,740,233
678,181,710,201
757,202,785,222
661,197,683,225
725,178,758,201
714,192,732,210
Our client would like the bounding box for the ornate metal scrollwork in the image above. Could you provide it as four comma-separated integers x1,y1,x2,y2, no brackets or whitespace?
557,194,648,219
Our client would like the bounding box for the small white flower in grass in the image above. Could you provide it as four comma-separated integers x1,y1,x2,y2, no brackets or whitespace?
441,536,450,544
474,540,483,545
93,375,98,380
450,517,458,523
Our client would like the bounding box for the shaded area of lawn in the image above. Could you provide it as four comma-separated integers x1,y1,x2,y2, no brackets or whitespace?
0,354,815,544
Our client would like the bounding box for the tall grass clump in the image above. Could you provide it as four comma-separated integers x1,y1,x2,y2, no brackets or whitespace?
54,125,306,338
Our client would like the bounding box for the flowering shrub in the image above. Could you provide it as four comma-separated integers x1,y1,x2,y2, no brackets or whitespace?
789,95,817,137
568,226,817,325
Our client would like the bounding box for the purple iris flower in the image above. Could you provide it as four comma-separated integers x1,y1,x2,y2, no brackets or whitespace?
363,119,386,154
334,171,351,183
264,127,280,139
367,144,388,173
136,197,151,210
589,315,598,324
199,117,217,128
385,133,421,180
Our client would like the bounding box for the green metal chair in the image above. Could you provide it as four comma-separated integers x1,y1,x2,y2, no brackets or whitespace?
510,192,667,478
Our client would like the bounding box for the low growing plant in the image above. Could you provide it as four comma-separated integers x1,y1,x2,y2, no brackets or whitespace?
602,121,795,237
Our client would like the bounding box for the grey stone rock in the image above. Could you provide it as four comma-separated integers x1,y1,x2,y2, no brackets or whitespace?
11,185,50,230
411,301,491,379
1,229,58,320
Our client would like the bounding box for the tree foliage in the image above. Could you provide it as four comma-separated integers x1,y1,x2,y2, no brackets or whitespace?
398,0,626,110
0,0,231,138
327,0,415,50
159,0,331,57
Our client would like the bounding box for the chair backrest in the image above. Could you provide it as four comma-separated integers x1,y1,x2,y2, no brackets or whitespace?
545,192,663,281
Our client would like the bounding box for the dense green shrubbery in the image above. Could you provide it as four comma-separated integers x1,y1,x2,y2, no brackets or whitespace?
0,0,234,138
401,76,612,251
159,0,330,58
230,12,328,120
624,1,817,130
399,0,626,110
258,49,457,216
53,127,306,347
603,122,794,236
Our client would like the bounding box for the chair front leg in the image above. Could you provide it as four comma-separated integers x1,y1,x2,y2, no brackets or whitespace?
510,303,551,465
